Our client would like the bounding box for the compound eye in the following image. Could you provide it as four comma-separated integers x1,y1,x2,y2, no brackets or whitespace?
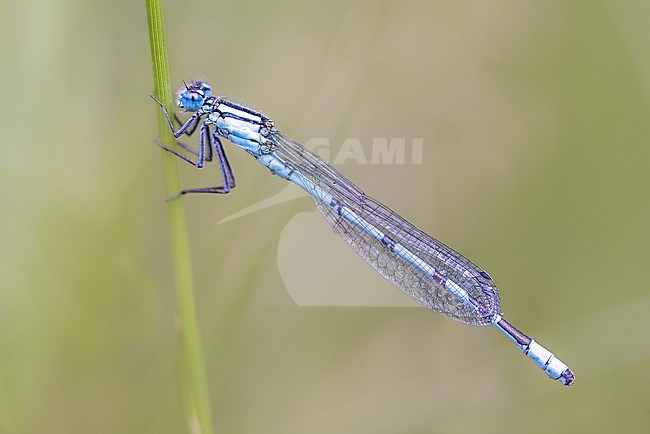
177,88,204,111
198,81,212,97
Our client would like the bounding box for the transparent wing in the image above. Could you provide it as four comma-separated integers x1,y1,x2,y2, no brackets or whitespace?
272,132,500,325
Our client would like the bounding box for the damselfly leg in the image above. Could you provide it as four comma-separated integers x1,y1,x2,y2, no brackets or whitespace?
151,95,201,138
151,95,236,200
174,113,200,137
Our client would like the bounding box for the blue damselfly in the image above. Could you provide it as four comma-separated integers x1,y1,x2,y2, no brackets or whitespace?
152,81,574,387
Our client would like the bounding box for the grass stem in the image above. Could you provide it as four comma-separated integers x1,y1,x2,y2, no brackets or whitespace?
145,1,215,432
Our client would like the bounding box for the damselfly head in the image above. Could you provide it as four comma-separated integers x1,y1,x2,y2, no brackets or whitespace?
176,81,212,112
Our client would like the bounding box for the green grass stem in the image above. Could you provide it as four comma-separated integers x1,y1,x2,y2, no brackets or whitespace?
145,1,215,433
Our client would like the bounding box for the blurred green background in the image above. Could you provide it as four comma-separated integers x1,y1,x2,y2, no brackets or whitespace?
1,1,649,433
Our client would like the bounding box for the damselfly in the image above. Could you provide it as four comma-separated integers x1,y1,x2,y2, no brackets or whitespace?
152,81,574,387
